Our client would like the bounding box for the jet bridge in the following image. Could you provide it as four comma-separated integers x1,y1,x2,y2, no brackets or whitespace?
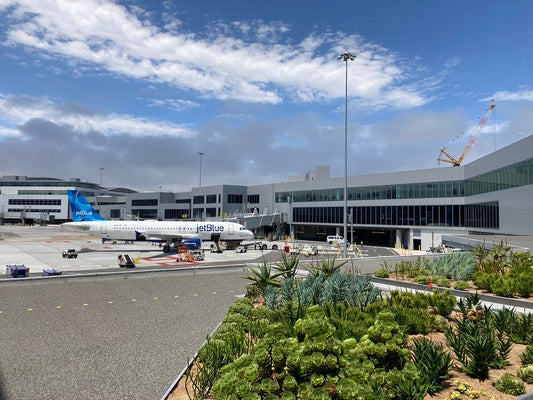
441,234,530,252
242,212,284,230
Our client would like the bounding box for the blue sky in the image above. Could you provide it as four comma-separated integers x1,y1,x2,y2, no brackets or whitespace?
0,1,532,192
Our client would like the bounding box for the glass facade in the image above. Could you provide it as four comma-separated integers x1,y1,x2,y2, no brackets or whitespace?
110,209,121,218
18,190,67,195
465,158,533,195
164,209,189,219
276,158,532,204
132,199,158,206
193,195,205,204
247,194,260,204
0,180,100,189
228,194,243,203
8,208,61,213
293,202,499,229
132,209,158,219
9,199,61,205
276,181,464,203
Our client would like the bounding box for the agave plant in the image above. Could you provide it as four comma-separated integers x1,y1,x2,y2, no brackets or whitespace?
471,242,490,265
411,337,453,394
243,256,283,297
273,252,300,279
306,256,349,277
491,241,511,271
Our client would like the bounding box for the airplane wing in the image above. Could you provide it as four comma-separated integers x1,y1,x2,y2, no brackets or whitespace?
135,230,199,242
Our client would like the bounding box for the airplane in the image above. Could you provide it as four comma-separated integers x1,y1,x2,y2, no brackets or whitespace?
62,190,254,253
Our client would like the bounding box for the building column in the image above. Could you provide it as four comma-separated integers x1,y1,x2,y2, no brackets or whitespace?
408,229,414,250
395,229,402,249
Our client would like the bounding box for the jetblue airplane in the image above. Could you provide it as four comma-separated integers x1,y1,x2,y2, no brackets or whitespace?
62,190,254,253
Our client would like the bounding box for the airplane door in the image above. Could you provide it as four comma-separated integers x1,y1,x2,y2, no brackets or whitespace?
100,223,107,235
228,224,234,236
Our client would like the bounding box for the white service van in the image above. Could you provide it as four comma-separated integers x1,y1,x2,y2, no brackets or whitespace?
326,235,343,245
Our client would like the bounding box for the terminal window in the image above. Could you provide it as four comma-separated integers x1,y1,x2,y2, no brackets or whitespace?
228,194,243,204
247,194,260,204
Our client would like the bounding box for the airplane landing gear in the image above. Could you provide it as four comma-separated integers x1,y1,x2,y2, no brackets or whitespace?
163,244,170,253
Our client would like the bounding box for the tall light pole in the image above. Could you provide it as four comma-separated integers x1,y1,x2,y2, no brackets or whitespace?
287,194,293,241
99,167,104,188
198,152,205,187
338,51,356,258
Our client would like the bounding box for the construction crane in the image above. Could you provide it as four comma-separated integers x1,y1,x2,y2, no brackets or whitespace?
438,102,496,166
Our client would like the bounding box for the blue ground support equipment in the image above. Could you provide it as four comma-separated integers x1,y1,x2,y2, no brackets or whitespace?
42,269,62,276
6,265,30,278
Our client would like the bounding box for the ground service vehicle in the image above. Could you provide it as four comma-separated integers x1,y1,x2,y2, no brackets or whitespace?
62,249,78,258
257,242,279,250
303,245,319,256
235,246,247,253
191,250,205,261
326,235,343,245
118,254,136,268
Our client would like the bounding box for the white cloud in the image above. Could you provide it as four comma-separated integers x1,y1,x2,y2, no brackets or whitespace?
2,0,431,108
482,89,533,102
0,93,196,138
0,126,20,136
145,97,201,112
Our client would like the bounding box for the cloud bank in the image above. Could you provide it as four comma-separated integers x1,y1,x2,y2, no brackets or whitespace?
1,0,428,108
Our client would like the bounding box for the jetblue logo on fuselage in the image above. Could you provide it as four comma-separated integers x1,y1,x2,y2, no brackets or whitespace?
196,224,225,233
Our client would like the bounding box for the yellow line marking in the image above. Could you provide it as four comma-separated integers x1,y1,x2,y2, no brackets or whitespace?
131,299,136,302
230,290,234,293
56,306,62,309
83,303,89,306
0,311,3,314
174,295,179,298
212,291,217,295
28,308,33,311
193,293,198,296
108,301,113,304
153,297,158,300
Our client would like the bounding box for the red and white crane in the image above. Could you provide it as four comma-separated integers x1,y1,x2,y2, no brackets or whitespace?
438,102,496,166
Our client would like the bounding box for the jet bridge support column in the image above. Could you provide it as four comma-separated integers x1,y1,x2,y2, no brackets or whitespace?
211,234,222,253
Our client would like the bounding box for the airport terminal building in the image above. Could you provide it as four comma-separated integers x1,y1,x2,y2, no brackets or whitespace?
0,135,532,250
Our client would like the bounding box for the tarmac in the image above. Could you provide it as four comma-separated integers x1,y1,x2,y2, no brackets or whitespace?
0,225,410,278
0,225,279,277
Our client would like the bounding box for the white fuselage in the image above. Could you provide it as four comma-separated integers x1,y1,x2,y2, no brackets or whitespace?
62,220,254,243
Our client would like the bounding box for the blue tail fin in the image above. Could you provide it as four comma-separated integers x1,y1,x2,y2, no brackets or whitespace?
67,190,106,222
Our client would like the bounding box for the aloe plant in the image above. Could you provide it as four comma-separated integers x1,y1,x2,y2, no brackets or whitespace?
306,255,349,277
520,344,533,365
511,313,533,344
243,256,283,296
445,306,512,381
273,252,300,279
471,242,490,265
